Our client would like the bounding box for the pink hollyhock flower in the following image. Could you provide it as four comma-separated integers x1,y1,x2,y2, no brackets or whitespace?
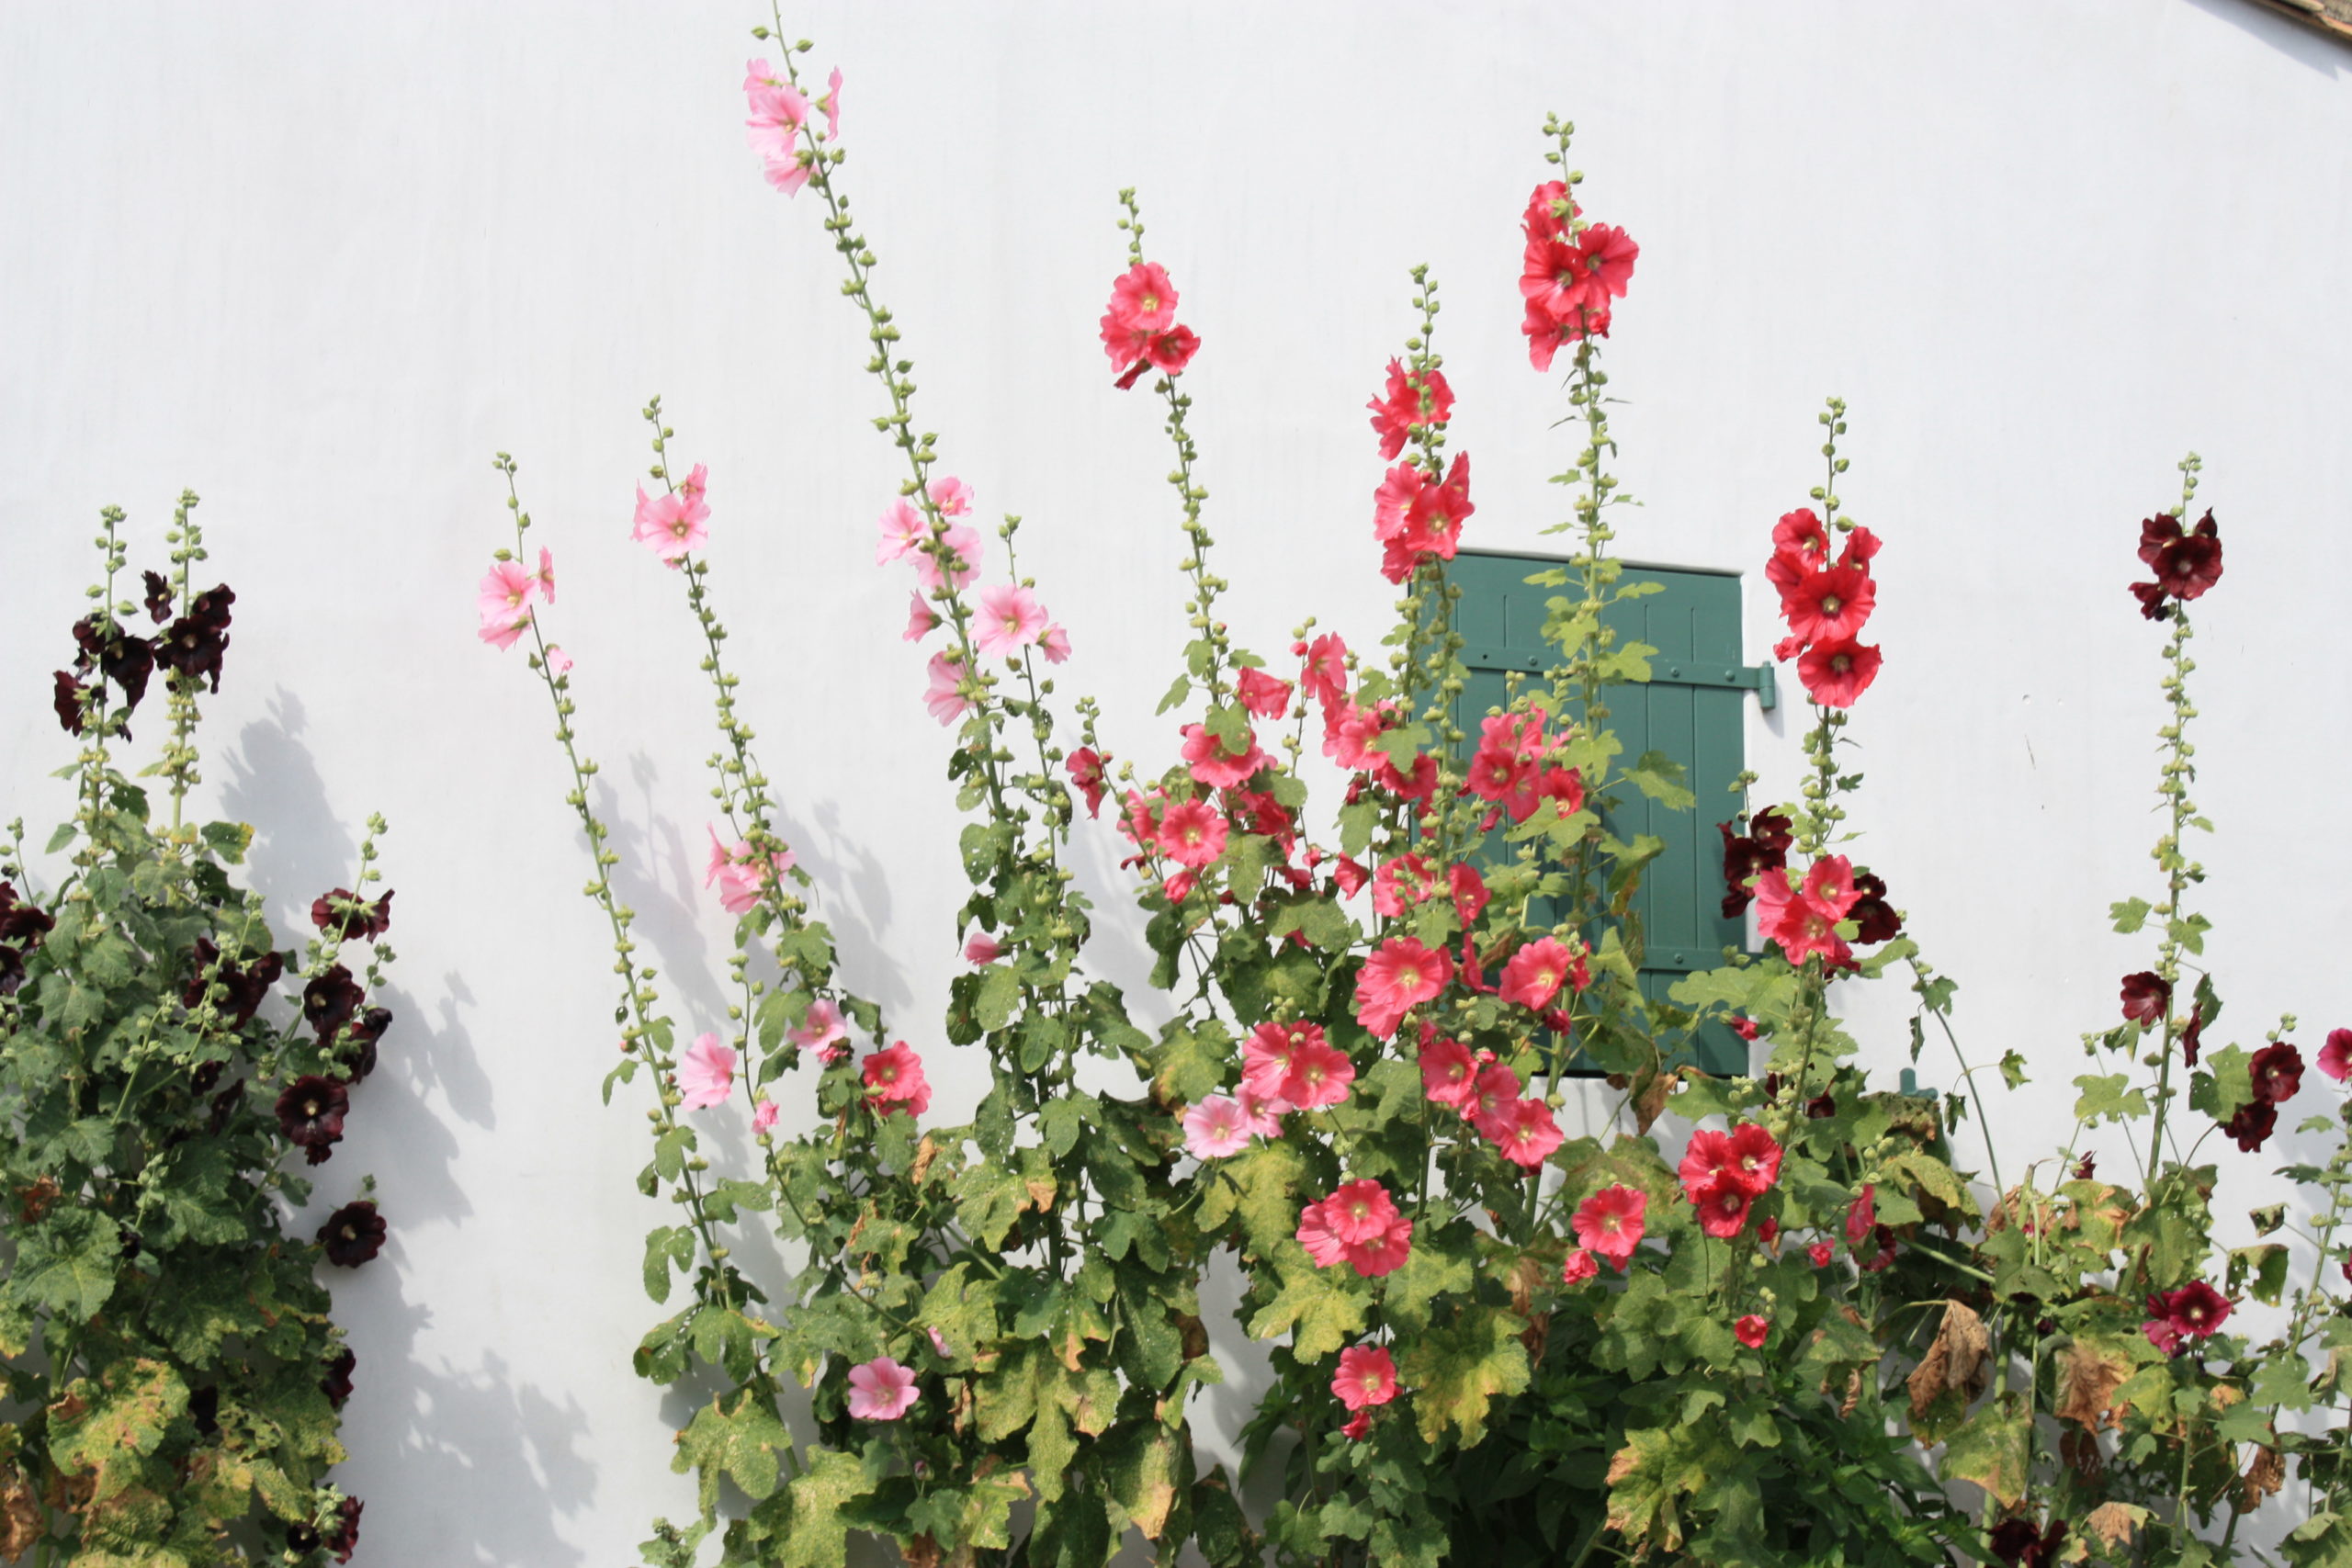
1692,1184,1752,1239
1449,863,1490,928
926,1325,951,1359
1469,1062,1522,1142
1330,856,1370,898
1353,937,1453,1038
1499,937,1577,1012
476,559,537,649
532,547,557,604
677,1032,737,1112
862,1042,931,1117
1573,1186,1647,1269
705,828,794,917
2142,1280,2230,1356
1735,1314,1770,1350
1156,798,1229,868
1844,1183,1877,1246
1282,1035,1356,1110
1107,262,1179,334
1321,698,1393,772
1040,625,1071,663
2321,1028,2352,1083
1491,1097,1563,1169
1367,359,1456,460
975,583,1047,659
964,932,1004,964
1236,666,1294,720
791,998,849,1063
928,475,973,516
1808,1240,1835,1267
1752,866,1852,969
1181,721,1265,788
913,523,981,592
1419,1034,1479,1111
821,66,843,141
1298,633,1349,711
923,651,971,726
1332,1345,1400,1412
1182,1095,1253,1159
752,1099,778,1134
633,482,710,564
1297,1179,1413,1277
876,498,926,564
1371,853,1438,919
1065,748,1108,818
544,645,573,675
845,1356,919,1420
1561,1248,1599,1286
903,592,942,642
1795,636,1883,708
1234,1083,1289,1137
1779,559,1875,647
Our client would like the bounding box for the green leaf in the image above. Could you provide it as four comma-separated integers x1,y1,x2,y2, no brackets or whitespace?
2074,1073,2149,1126
953,1159,1036,1250
974,964,1022,1032
1247,1244,1370,1359
1622,750,1695,810
1396,1304,1531,1446
1153,1020,1229,1104
1999,1050,2029,1090
642,1226,695,1303
2190,1043,2255,1122
2109,897,2152,934
1155,674,1193,716
199,819,252,863
2167,913,2212,954
672,1389,793,1513
10,1208,119,1323
775,1445,868,1568
45,821,78,853
1385,1222,1476,1337
1197,1140,1305,1258
1938,1393,2030,1506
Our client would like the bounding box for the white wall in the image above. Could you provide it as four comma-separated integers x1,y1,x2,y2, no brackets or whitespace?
4,2,2349,1561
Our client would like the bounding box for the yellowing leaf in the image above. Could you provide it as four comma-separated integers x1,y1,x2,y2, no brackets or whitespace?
1397,1304,1530,1447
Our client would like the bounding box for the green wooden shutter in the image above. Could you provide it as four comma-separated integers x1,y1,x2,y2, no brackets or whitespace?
1444,552,1764,1076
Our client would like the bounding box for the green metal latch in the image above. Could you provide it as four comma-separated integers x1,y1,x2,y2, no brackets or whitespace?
1457,645,1778,711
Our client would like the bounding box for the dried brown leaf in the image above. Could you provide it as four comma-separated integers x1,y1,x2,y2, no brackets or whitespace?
2085,1502,2147,1551
1906,1299,1991,1424
2239,1445,2285,1514
0,1466,40,1562
2054,1337,2135,1433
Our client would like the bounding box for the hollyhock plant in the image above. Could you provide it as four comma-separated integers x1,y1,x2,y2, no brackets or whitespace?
677,1033,738,1112
1332,1345,1400,1411
1573,1185,1647,1269
846,1357,920,1421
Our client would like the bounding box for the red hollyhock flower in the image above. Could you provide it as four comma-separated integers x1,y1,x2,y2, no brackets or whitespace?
1691,1184,1751,1239
1807,1240,1834,1267
2223,1098,2278,1153
2073,1154,2098,1181
1847,872,1902,945
1990,1517,2067,1568
1419,1033,1479,1111
141,570,173,624
1770,507,1831,573
1371,853,1440,919
1778,559,1875,646
2142,1280,2230,1354
324,1497,363,1564
1296,1179,1413,1277
2138,510,2224,602
1490,1097,1564,1169
275,1075,349,1165
2250,1042,2303,1105
1751,864,1855,969
2120,971,2170,1029
1734,1314,1769,1349
185,939,286,1029
317,1201,387,1268
1680,1124,1782,1200
1794,636,1882,708
72,615,158,713
1235,667,1293,720
1561,1248,1598,1285
1353,937,1452,1038
2321,1027,2352,1083
862,1042,933,1117
1366,359,1455,460
1064,748,1109,818
1297,633,1348,712
1340,1411,1374,1441
1498,937,1578,1013
1332,1344,1400,1412
1448,863,1489,929
1521,179,1574,243
1844,1182,1877,1246
51,671,89,736
311,888,394,942
1572,1185,1647,1269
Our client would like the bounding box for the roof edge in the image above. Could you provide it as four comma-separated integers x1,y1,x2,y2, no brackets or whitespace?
2241,0,2352,45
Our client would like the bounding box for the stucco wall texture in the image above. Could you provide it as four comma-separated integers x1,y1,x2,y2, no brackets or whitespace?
3,3,2348,1561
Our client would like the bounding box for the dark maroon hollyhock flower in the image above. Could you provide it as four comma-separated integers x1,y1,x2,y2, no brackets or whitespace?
275,1075,348,1163
1848,871,1902,945
205,1081,243,1136
2073,1154,2097,1181
285,1522,322,1554
1859,1224,1899,1273
190,1058,225,1096
141,570,174,624
322,1348,356,1408
2129,581,2172,621
2120,971,2170,1029
2250,1042,2304,1105
1805,1092,1838,1120
2223,1098,2278,1154
157,583,234,694
338,1006,391,1083
2144,1280,2232,1356
187,1384,220,1438
318,1201,386,1268
1990,1517,2068,1568
325,1496,362,1564
72,615,156,711
2139,510,2223,603
52,671,87,735
310,887,394,942
1717,809,1795,918
2181,1006,2204,1067
0,946,20,997
0,883,55,947
302,964,364,1042
185,940,287,1029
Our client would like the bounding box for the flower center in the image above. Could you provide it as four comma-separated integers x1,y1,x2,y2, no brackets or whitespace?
1830,654,1851,673
1820,594,1841,615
